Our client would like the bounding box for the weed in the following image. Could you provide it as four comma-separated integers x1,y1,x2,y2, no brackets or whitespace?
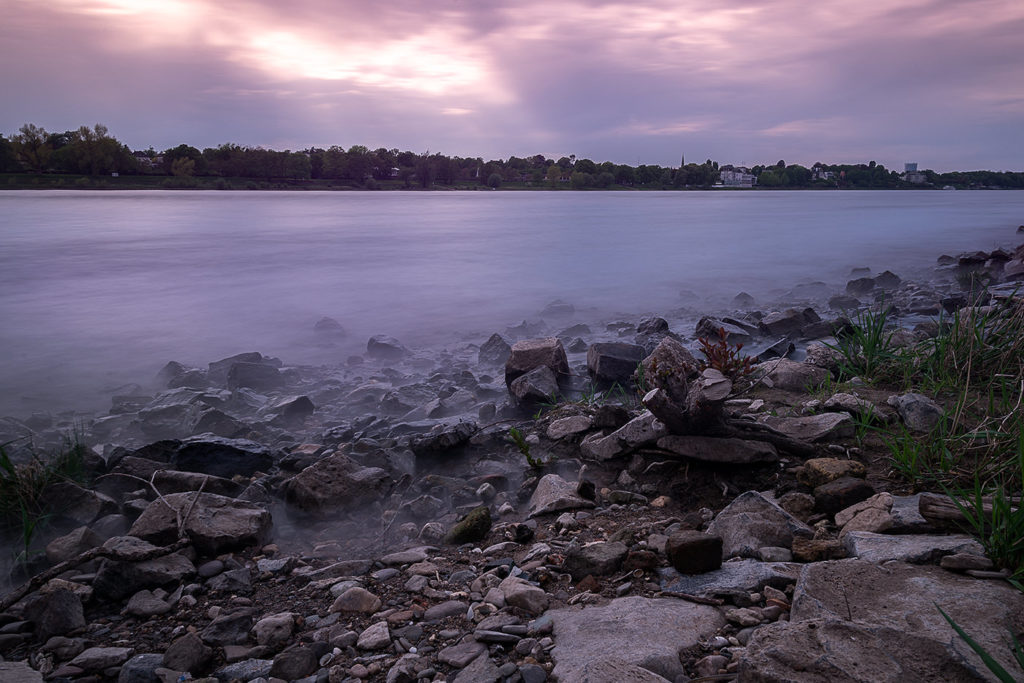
697,327,754,380
937,604,1024,682
508,427,545,469
826,304,896,380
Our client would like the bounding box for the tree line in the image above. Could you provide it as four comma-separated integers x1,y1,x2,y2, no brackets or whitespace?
2,122,1023,190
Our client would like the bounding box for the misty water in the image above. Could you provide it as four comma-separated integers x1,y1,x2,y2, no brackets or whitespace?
2,189,1023,419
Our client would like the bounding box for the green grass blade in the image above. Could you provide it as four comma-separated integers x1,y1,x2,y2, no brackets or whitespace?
936,604,1016,682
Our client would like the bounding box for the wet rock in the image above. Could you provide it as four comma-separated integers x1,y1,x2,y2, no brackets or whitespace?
213,658,273,681
367,335,409,359
813,476,875,515
562,541,629,580
546,415,593,440
756,358,829,392
163,632,213,674
206,567,252,594
583,411,667,461
170,436,274,479
479,332,513,367
656,435,778,464
357,621,391,650
549,596,725,682
797,457,867,488
828,294,861,310
129,492,271,554
707,491,814,559
637,316,670,335
846,277,875,296
409,420,477,454
528,474,596,517
269,645,319,680
284,451,390,516
444,505,491,544
842,531,984,564
587,342,646,385
505,338,569,385
541,299,575,317
69,646,133,672
226,362,284,391
200,608,256,646
888,392,943,432
314,316,346,335
664,531,723,574
45,526,104,564
761,412,854,442
509,365,559,405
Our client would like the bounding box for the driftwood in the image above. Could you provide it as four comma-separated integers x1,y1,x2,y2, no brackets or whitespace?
722,420,817,458
659,590,725,606
0,537,191,612
918,492,1021,532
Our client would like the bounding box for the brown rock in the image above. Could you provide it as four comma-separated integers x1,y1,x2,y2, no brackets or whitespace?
798,458,867,488
504,338,569,385
791,538,846,563
664,531,723,575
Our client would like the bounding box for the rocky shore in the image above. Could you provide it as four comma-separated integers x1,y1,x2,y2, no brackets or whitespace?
1,241,1023,682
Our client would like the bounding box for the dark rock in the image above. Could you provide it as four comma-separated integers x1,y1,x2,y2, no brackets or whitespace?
284,451,391,516
162,632,213,674
367,335,409,359
445,505,492,544
504,338,569,385
43,482,118,527
269,646,318,680
24,589,85,641
707,491,814,559
170,436,274,479
409,420,478,455
479,333,512,367
562,541,628,580
586,342,645,385
206,567,252,594
637,336,698,405
92,544,196,601
314,316,346,336
637,317,669,335
696,316,752,343
201,608,256,646
665,531,723,574
813,477,876,515
46,526,104,564
874,270,901,289
226,362,283,391
657,435,778,465
828,294,861,311
509,365,559,405
128,492,272,554
540,299,574,317
846,277,875,296
117,653,163,683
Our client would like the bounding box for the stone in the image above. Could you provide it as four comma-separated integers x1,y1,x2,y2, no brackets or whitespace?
269,646,319,680
0,662,44,682
659,559,800,600
479,333,512,366
505,338,569,385
738,559,1024,681
888,392,943,432
410,420,478,454
940,553,994,571
451,652,501,683
356,621,391,650
45,526,104,564
546,415,593,440
444,505,491,544
253,612,298,648
549,597,725,682
24,588,85,641
92,548,196,602
656,435,778,464
200,608,256,646
125,589,172,617
509,365,559,404
206,567,251,594
170,436,274,478
528,474,595,517
835,492,893,529
117,653,163,683
43,482,118,527
707,491,814,559
128,492,271,554
499,576,550,615
587,342,646,385
213,658,273,681
70,646,133,672
813,476,875,515
846,276,875,296
162,632,213,674
755,358,829,392
637,336,699,405
284,451,391,516
842,532,984,564
330,587,382,614
424,600,469,622
150,469,243,497
759,308,818,338
696,316,753,344
583,412,668,461
226,361,283,390
797,458,867,488
791,537,846,563
562,541,629,580
664,531,723,574
367,334,408,359
822,392,879,419
761,412,854,442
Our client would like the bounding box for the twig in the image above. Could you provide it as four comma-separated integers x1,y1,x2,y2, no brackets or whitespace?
659,590,724,606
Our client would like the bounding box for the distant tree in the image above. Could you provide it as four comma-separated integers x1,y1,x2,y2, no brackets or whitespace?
574,158,597,174
594,171,615,188
171,157,195,177
12,123,52,172
614,165,635,185
556,156,573,170
0,134,21,172
546,165,561,188
487,172,502,189
416,153,436,188
570,171,592,189
163,144,205,175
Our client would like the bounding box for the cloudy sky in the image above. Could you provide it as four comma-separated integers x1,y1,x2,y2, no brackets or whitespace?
2,0,1022,171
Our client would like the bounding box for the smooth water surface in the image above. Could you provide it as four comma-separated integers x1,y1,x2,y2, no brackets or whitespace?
1,189,1022,416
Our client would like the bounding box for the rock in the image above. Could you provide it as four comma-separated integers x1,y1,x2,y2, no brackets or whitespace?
128,492,271,554
263,394,315,424
505,338,569,385
707,491,814,559
1005,258,1024,279
410,420,478,454
664,531,723,574
438,641,487,668
745,337,795,361
23,588,85,641
69,646,133,672
313,316,346,335
284,451,390,515
445,505,492,544
125,589,172,617
659,559,800,600
759,308,819,338
846,277,875,296
330,587,382,614
226,362,283,391
888,392,943,432
797,458,867,488
636,336,699,404
269,646,318,680
562,541,629,580
509,365,559,404
761,413,854,442
528,474,595,517
213,658,273,681
170,436,274,479
117,653,163,683
656,435,778,464
842,531,984,564
541,299,575,317
43,482,118,527
499,576,549,614
452,652,501,683
583,411,668,462
479,333,512,366
739,559,1024,681
200,608,256,646
940,553,994,571
367,335,408,359
835,492,893,536
92,545,196,602
546,415,593,440
791,537,847,562
357,621,391,650
45,526,104,564
822,392,879,419
756,358,830,392
813,476,876,515
208,352,276,385
587,342,646,385
380,548,428,565
696,316,753,344
206,567,251,594
549,596,725,682
253,612,298,648
162,632,213,674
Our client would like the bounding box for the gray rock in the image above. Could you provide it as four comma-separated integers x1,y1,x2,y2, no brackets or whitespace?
205,567,252,594
707,491,814,559
410,420,478,454
284,451,391,515
479,333,512,366
505,338,569,385
24,588,85,641
424,600,469,622
170,436,274,479
656,435,778,464
269,646,318,680
659,559,802,600
445,505,491,544
226,361,283,391
842,531,984,564
587,342,646,385
125,589,172,617
562,541,629,580
637,337,699,405
330,587,382,614
509,365,559,405
546,415,593,440
696,316,753,344
69,646,133,672
117,653,163,683
452,652,501,683
253,612,298,648
43,482,118,527
357,621,391,650
367,334,408,359
813,476,876,515
0,662,44,682
549,596,724,682
759,308,818,338
755,358,829,392
207,351,274,385
45,526,104,564
200,608,256,646
888,392,943,432
528,474,595,517
128,492,271,554
213,658,273,681
438,640,487,668
150,469,244,497
499,576,550,615
93,546,196,602
761,412,854,442
380,548,429,565
162,632,213,674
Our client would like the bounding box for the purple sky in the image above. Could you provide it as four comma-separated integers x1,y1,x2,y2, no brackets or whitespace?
3,0,1023,171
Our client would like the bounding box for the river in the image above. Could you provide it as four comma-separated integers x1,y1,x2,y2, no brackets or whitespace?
1,189,1022,417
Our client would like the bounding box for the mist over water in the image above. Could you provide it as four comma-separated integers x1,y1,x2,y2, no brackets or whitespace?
1,189,1022,418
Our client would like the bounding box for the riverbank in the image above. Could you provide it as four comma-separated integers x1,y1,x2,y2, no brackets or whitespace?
0,239,1022,681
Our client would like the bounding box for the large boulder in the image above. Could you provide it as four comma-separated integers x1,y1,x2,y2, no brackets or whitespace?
170,436,275,479
504,338,569,385
284,451,391,516
707,491,814,559
128,492,272,554
208,352,277,386
509,366,559,405
226,362,284,391
636,337,699,405
478,333,512,366
587,342,645,385
528,474,595,517
755,358,829,392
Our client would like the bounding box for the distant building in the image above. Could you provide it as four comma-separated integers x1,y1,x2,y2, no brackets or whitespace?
904,172,927,184
720,169,756,187
904,162,918,172
812,168,834,181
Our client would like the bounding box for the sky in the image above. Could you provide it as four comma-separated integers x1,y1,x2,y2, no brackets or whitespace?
2,0,1023,171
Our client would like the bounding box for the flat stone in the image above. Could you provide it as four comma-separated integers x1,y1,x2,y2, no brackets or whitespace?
659,559,802,600
125,589,172,617
330,587,382,614
69,646,133,671
707,491,814,559
798,458,867,488
128,492,271,554
380,548,429,565
438,640,488,668
451,652,501,683
356,621,391,650
842,532,984,564
0,662,43,682
549,597,725,682
499,577,550,615
888,392,943,432
528,474,595,517
424,600,468,622
546,415,593,440
756,358,829,392
562,541,629,580
656,435,778,464
761,412,854,442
